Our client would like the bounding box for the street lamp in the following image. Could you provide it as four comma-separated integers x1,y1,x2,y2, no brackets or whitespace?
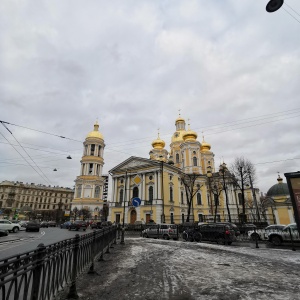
266,0,284,13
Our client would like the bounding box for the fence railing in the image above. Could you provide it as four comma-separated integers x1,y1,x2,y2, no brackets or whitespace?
0,226,117,300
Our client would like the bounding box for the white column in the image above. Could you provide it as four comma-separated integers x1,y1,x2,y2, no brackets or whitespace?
154,172,158,199
274,209,279,224
157,172,161,199
288,208,295,223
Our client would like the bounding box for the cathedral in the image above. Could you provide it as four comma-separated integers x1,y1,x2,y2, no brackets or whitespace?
72,115,260,224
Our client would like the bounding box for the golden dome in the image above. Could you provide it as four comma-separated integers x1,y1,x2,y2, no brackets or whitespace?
175,116,185,124
183,124,197,141
151,132,165,149
86,121,104,140
201,137,211,151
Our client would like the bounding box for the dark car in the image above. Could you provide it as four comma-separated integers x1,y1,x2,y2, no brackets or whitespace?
91,221,112,229
48,221,57,227
68,221,87,231
0,230,8,237
25,221,41,232
60,221,72,229
199,223,237,245
239,223,256,235
40,222,49,228
215,222,240,237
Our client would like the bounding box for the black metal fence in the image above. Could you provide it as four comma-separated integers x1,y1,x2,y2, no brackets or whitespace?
0,226,117,300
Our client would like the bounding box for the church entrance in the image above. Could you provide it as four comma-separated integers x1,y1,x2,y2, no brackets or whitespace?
130,210,137,224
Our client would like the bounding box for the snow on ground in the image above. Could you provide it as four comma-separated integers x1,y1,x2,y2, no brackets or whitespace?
66,237,300,300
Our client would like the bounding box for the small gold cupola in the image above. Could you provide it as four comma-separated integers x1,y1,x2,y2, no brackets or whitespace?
183,121,197,142
86,120,104,140
151,131,165,149
201,135,211,152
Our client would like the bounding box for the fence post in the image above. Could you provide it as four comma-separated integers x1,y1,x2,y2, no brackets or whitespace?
32,243,46,300
106,228,111,253
88,231,97,274
67,234,80,299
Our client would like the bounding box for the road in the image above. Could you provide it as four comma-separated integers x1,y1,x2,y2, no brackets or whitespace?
0,226,91,259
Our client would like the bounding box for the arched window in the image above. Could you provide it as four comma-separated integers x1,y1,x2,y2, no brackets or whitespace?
176,153,180,163
197,193,202,205
181,191,184,204
149,186,153,201
170,187,173,202
193,157,197,166
76,185,82,198
94,186,100,198
133,187,139,198
91,144,95,155
119,189,124,203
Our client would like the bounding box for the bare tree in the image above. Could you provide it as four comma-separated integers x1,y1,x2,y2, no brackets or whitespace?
230,157,256,223
180,172,203,222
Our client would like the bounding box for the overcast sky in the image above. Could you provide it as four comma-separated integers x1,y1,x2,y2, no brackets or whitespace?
0,0,300,195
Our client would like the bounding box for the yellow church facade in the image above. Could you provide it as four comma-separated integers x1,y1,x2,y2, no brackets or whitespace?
108,115,260,225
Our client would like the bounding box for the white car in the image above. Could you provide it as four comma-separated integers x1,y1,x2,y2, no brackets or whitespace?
0,220,21,233
268,223,300,246
248,224,286,241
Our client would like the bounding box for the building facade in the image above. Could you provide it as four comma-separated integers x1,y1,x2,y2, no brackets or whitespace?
109,115,261,225
71,121,109,221
261,175,294,225
0,180,73,220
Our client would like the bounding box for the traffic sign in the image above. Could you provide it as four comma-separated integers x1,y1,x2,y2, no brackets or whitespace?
132,197,141,207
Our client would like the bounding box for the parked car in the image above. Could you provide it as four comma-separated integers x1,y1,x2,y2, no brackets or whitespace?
25,221,41,232
198,223,237,245
142,224,178,240
19,221,28,228
238,223,256,235
60,221,72,229
0,230,8,237
215,222,240,237
182,227,202,242
91,221,112,229
268,223,300,246
68,220,87,231
248,224,286,241
48,221,57,227
40,222,49,228
0,220,21,233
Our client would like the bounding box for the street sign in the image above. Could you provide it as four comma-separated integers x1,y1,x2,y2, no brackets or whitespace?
132,197,141,207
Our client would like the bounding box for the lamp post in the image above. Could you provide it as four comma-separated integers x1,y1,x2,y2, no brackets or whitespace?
219,163,231,223
121,170,128,245
239,166,246,224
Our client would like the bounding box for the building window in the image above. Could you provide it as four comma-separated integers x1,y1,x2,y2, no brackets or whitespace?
170,187,173,202
149,175,153,180
193,157,197,166
176,153,179,163
98,145,101,157
238,193,243,205
170,213,174,224
181,191,184,204
133,187,139,198
77,185,82,198
181,214,185,223
95,186,100,198
198,214,205,222
197,193,202,205
149,186,153,201
119,189,124,203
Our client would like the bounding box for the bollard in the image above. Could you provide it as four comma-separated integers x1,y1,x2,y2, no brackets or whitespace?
67,234,80,299
32,243,46,300
120,227,125,245
254,228,259,249
117,224,121,239
288,227,296,251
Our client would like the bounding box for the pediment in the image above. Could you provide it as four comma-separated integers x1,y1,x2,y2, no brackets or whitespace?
109,156,161,174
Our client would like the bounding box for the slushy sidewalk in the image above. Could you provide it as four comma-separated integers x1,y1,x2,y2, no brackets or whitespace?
60,237,300,300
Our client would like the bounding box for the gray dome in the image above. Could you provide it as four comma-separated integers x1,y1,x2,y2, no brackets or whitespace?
266,179,289,197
